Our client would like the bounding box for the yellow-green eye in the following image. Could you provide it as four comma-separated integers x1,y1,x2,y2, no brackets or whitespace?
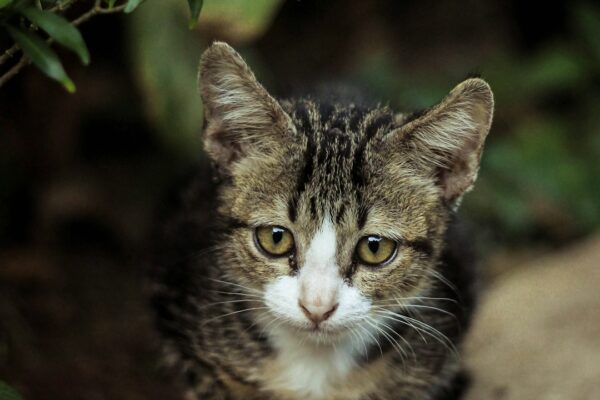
356,235,397,266
255,226,295,257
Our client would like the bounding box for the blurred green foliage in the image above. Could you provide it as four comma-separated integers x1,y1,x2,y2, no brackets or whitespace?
462,3,600,243
130,0,204,158
0,381,24,400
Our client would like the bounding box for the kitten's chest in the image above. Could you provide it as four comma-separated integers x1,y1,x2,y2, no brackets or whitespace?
262,348,354,400
258,330,378,400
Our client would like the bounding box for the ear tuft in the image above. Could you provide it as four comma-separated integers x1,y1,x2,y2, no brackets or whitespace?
198,42,293,172
391,78,494,206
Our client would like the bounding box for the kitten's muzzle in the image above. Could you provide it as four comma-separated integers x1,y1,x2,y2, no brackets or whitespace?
298,300,338,326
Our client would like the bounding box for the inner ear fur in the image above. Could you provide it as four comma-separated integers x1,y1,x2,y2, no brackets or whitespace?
389,78,494,206
198,41,295,172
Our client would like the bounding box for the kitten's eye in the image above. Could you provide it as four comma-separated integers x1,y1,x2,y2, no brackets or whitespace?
255,226,295,257
356,236,397,266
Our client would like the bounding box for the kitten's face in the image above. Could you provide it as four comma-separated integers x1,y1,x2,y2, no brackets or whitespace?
199,42,493,343
217,103,446,342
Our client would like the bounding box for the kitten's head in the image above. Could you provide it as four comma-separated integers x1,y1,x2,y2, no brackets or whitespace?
199,42,493,343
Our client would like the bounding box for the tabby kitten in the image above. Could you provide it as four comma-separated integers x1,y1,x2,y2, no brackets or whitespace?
151,42,494,400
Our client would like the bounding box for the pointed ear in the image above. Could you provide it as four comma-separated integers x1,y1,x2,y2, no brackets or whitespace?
198,42,294,172
388,78,494,206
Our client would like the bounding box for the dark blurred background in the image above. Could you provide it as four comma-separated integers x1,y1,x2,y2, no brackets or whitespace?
1,0,599,399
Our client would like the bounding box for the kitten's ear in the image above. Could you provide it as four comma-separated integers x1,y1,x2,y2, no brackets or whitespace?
198,41,294,172
388,78,494,207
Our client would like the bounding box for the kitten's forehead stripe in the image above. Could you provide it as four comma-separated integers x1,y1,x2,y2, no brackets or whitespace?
287,99,396,224
309,196,317,218
351,111,394,187
287,199,297,222
287,116,317,221
335,203,346,225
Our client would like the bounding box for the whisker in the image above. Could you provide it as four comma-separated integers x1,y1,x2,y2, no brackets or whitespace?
373,310,430,344
357,322,382,357
399,304,457,320
374,310,458,356
349,326,369,358
364,317,407,365
258,312,292,338
408,319,457,356
372,297,458,321
243,310,272,335
208,278,262,294
197,299,264,310
373,296,458,306
375,312,434,347
370,307,428,343
428,270,458,295
202,306,269,325
371,316,417,362
210,290,264,299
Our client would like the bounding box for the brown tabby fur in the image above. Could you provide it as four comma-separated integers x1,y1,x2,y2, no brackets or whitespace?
151,42,494,400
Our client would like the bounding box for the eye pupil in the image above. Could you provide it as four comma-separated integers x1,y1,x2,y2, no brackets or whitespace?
272,229,283,244
368,237,380,253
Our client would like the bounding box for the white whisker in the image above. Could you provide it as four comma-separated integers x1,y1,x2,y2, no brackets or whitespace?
208,278,263,294
373,310,458,356
202,306,269,325
364,317,407,365
357,322,382,357
210,290,264,299
197,299,264,310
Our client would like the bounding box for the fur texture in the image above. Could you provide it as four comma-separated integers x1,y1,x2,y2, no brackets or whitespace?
151,42,494,400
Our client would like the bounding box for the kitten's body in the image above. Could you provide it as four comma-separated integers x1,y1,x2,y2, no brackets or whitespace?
151,42,492,400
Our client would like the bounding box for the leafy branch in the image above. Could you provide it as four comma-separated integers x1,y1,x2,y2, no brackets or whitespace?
0,380,24,400
0,0,203,91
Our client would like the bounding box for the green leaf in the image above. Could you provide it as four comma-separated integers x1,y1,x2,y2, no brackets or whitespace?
0,0,13,9
187,0,203,29
6,25,76,92
0,381,25,400
124,0,142,13
21,6,90,65
129,0,203,158
106,0,117,8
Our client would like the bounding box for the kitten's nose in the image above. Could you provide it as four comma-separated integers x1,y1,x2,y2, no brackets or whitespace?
299,300,338,325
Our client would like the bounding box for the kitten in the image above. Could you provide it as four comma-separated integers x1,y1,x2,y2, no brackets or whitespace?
151,41,494,400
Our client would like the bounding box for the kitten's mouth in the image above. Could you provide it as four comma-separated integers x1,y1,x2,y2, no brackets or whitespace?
302,324,325,333
295,322,348,338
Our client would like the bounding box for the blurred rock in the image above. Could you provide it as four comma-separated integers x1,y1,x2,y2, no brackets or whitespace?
465,235,600,400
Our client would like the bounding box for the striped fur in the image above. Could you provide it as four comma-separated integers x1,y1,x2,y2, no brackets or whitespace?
151,42,494,400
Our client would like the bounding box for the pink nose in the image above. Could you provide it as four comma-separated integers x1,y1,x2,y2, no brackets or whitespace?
299,300,338,325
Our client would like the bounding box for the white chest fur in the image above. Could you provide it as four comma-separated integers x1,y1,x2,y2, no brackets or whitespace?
265,327,362,400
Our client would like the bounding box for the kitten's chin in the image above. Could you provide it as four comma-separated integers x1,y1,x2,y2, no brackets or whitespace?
278,321,352,345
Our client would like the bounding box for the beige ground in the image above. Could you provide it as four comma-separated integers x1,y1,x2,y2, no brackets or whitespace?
465,236,600,400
